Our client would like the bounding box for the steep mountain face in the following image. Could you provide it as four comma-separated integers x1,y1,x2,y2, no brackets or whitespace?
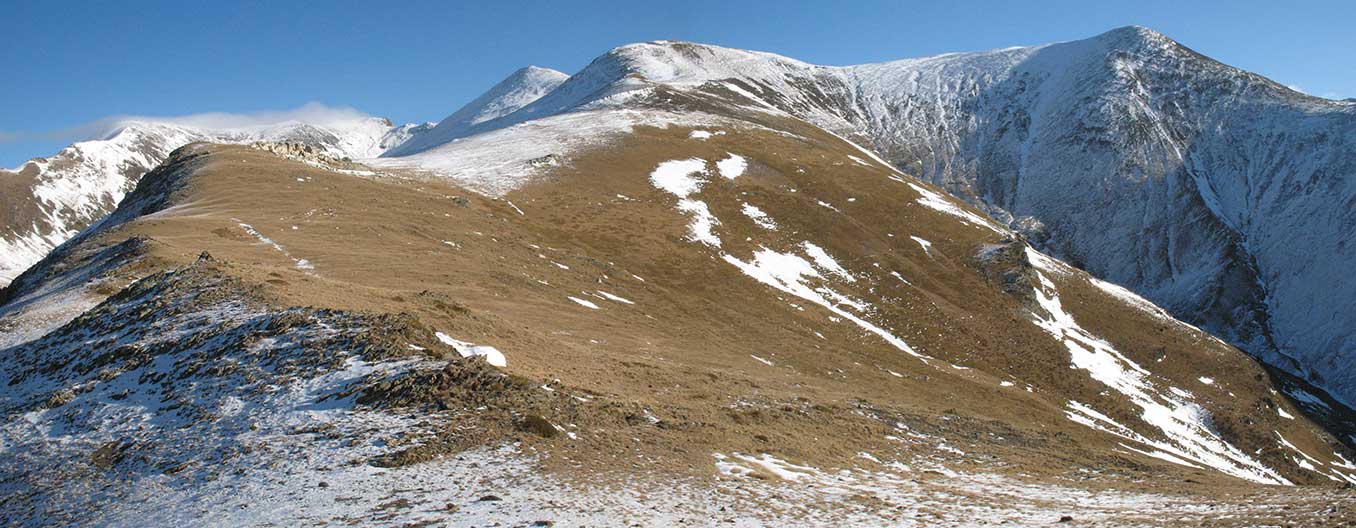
4,60,1356,524
401,28,1356,408
382,66,569,156
0,118,429,286
832,27,1356,407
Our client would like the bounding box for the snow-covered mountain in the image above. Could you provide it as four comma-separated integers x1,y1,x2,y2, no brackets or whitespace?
6,28,1356,525
382,66,568,157
388,28,1356,409
843,27,1356,408
4,105,1354,526
6,27,1352,410
0,117,429,286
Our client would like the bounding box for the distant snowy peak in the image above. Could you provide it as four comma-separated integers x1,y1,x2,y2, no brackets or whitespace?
382,66,567,156
523,40,831,116
465,66,569,125
105,116,414,159
600,40,816,85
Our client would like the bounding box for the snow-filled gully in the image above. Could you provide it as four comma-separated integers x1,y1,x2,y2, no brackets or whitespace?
1024,248,1291,485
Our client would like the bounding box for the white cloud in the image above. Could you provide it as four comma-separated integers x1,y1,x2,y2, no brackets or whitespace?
0,102,376,144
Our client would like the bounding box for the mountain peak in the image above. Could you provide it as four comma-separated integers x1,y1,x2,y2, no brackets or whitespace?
516,64,566,76
1091,24,1179,52
381,65,569,156
508,65,569,84
597,40,812,84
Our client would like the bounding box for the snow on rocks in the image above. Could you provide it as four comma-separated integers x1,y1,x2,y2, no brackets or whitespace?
714,452,819,482
384,66,569,157
28,435,1301,527
0,268,464,525
436,331,508,367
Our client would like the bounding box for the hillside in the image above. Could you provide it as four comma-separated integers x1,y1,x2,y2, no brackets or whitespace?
384,27,1356,414
9,28,1352,412
0,117,432,287
3,77,1355,524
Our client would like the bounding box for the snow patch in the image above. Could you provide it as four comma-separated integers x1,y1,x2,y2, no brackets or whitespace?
435,331,507,367
909,236,933,256
740,203,778,230
596,290,635,304
237,222,315,273
906,182,1003,232
568,296,601,310
721,247,927,361
802,242,854,282
716,153,747,179
648,158,708,197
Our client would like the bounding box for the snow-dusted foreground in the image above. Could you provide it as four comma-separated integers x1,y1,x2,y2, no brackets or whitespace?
64,443,1350,527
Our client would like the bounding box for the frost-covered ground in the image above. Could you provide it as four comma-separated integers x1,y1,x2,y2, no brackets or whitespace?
0,264,463,526
58,442,1351,527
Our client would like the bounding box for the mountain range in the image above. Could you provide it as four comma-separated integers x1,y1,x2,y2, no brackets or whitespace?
2,26,1356,525
391,26,1356,409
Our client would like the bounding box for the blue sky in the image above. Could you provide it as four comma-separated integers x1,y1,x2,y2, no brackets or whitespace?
2,0,1352,167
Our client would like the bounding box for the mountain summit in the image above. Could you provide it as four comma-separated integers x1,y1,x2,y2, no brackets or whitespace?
383,66,568,156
